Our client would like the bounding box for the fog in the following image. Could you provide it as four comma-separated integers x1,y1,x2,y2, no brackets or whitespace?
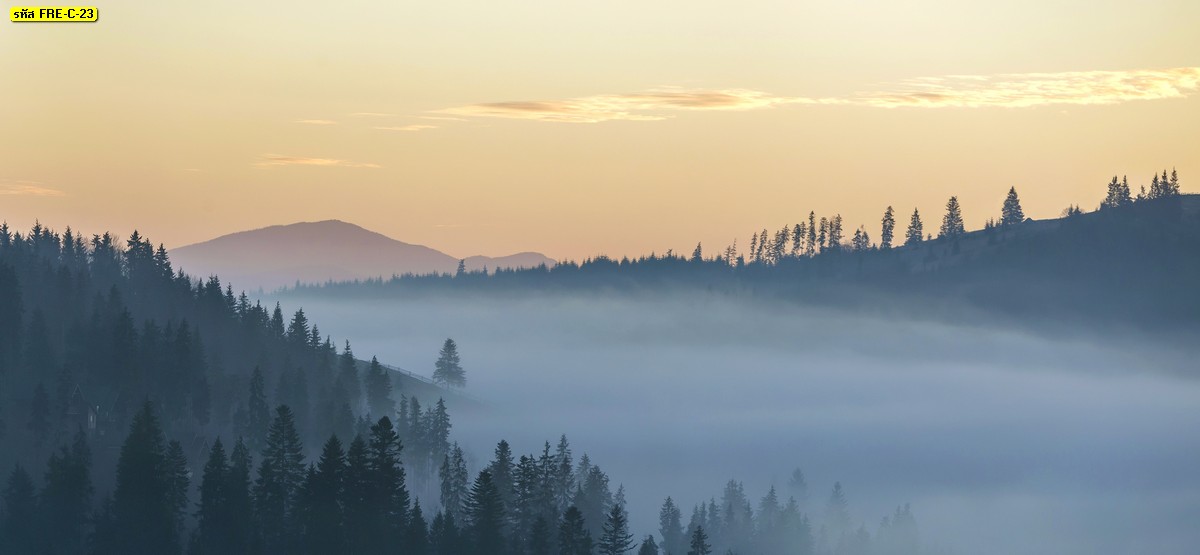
283,291,1200,554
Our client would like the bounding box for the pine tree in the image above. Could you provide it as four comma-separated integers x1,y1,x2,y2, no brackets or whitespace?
433,339,466,388
440,443,469,524
364,416,410,554
599,503,636,555
939,197,965,238
806,212,817,255
194,438,230,555
880,207,895,250
687,525,711,555
559,506,594,555
39,430,93,555
529,516,551,555
1001,187,1025,226
247,367,271,450
430,511,463,555
638,535,660,555
905,209,923,246
365,356,394,418
406,500,431,555
300,435,347,555
465,469,506,553
337,341,362,408
659,496,685,555
109,402,181,555
343,435,372,554
226,438,254,553
256,405,306,554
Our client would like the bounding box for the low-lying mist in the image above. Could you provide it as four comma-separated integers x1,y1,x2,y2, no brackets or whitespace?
281,291,1200,555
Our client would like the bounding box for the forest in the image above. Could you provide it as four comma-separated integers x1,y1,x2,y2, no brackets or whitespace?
0,206,920,554
0,169,1191,555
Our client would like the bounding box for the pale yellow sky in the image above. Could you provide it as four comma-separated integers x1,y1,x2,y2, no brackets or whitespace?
1,0,1198,260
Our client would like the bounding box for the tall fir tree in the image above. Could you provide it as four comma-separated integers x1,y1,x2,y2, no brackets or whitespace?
465,469,506,554
365,356,394,418
939,197,965,238
905,209,923,246
599,503,636,555
1001,187,1025,226
433,339,466,388
559,506,595,555
880,207,895,250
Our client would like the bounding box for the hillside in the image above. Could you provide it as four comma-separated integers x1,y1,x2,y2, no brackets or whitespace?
170,220,555,291
289,196,1200,333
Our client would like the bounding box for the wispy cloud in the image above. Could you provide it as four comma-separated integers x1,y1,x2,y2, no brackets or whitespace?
374,124,438,132
348,112,396,117
438,88,819,123
0,180,65,197
419,116,468,122
295,119,337,125
437,67,1200,123
854,67,1200,108
255,155,381,168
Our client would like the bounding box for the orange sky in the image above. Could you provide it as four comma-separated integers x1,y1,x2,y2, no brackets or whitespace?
1,0,1198,260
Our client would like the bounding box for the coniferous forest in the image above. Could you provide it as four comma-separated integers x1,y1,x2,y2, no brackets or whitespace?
0,173,1195,555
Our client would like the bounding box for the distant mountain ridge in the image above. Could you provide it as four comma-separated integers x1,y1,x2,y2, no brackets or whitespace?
170,220,555,291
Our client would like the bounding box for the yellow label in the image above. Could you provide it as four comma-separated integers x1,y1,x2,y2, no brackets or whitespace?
10,6,98,21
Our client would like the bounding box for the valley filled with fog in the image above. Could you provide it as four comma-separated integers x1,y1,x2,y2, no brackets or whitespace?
285,291,1200,555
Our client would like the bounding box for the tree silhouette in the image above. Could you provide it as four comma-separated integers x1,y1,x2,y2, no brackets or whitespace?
880,207,895,250
599,503,636,554
559,505,594,555
939,197,965,239
1001,187,1025,226
904,209,923,246
433,339,466,388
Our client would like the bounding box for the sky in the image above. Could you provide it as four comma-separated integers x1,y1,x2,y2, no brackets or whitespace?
2,0,1198,260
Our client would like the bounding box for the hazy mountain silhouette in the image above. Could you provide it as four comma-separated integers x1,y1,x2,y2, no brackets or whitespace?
170,220,555,291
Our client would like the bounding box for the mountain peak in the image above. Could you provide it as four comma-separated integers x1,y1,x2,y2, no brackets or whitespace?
170,220,555,291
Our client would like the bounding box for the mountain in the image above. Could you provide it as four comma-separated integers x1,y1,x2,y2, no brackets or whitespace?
170,220,556,291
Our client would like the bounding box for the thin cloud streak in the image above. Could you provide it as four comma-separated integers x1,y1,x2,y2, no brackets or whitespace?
0,181,65,197
438,88,822,123
255,155,381,168
375,124,438,131
437,67,1200,123
295,119,337,125
857,67,1200,108
348,112,396,117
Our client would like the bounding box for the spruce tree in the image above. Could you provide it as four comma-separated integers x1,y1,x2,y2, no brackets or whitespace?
365,416,410,553
880,207,895,250
256,405,305,554
687,525,711,555
365,356,393,418
300,435,346,555
1001,187,1025,226
433,339,466,388
194,438,230,555
226,438,254,553
407,500,431,555
599,503,636,555
465,469,506,553
110,402,180,555
659,496,684,555
939,196,965,238
559,506,594,555
39,430,93,555
638,535,660,555
247,367,271,450
905,209,923,246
